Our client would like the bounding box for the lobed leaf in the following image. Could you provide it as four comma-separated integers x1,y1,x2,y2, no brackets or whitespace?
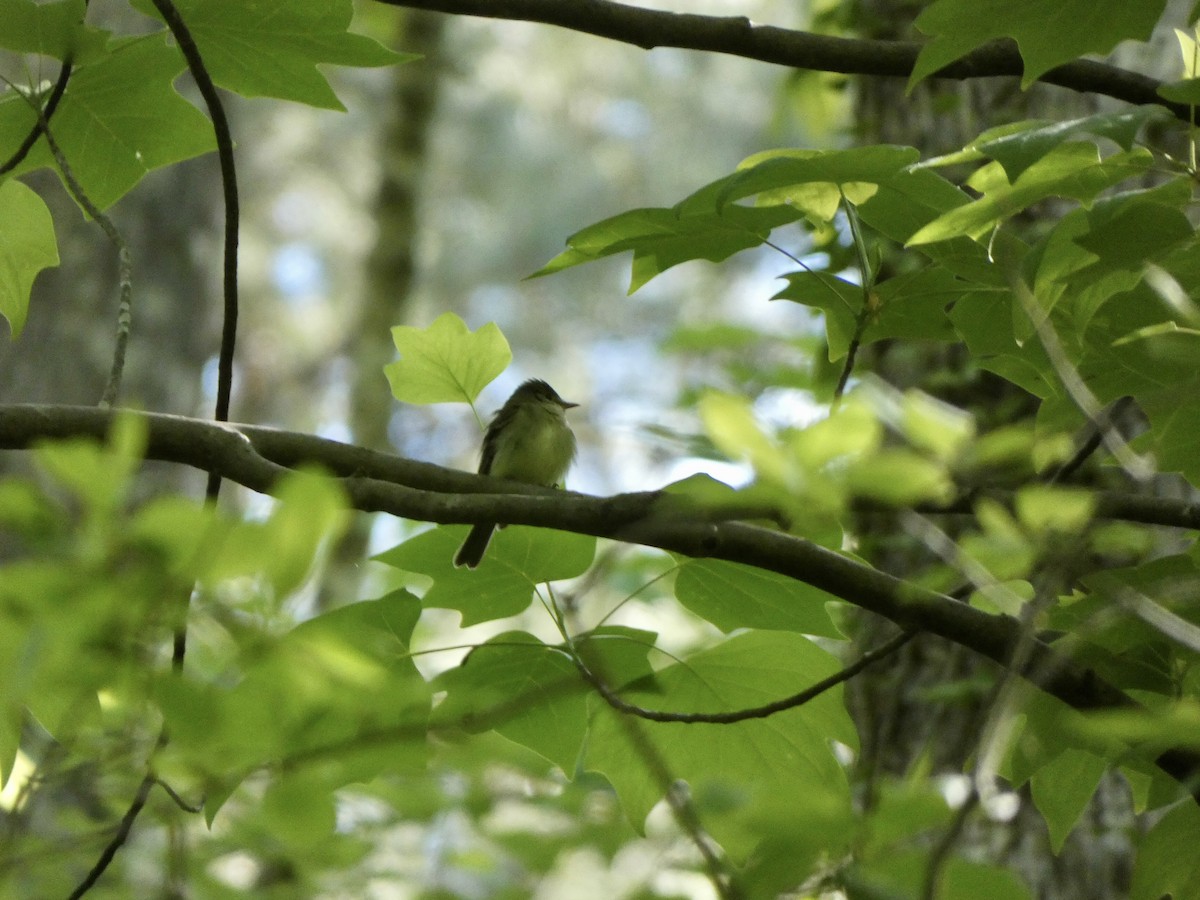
911,0,1167,88
131,0,408,110
385,311,511,404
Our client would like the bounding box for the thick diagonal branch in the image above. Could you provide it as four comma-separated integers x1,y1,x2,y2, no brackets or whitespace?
0,402,1193,766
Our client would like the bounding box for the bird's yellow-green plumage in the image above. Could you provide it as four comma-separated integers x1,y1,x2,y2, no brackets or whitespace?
454,379,578,568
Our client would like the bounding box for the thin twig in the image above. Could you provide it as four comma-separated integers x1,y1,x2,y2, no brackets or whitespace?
920,788,979,900
3,77,133,407
0,55,74,175
561,630,740,896
66,772,156,900
575,629,915,724
1012,278,1153,483
146,0,240,669
68,1,237,891
1048,397,1133,483
154,778,204,815
833,193,875,402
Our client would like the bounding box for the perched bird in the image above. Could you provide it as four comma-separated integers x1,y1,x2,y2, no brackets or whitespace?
454,379,578,568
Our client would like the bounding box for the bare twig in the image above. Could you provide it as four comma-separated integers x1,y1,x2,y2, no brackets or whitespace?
575,629,915,724
3,78,133,407
921,788,979,900
1012,278,1154,483
146,0,240,667
0,58,73,175
66,772,156,900
66,0,238,891
1048,397,1134,483
154,778,204,815
834,193,875,402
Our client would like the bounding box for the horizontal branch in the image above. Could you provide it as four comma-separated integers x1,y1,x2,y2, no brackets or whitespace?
377,0,1190,121
0,403,1192,732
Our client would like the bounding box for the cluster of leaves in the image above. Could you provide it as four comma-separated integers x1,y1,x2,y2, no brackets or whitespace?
6,0,1200,898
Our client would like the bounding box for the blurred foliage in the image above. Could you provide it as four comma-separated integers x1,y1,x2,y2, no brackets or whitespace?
4,1,1200,899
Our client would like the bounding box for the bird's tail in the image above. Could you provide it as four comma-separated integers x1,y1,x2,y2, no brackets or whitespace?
454,523,496,568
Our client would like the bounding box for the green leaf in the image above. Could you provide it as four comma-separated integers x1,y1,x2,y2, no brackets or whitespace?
131,0,406,109
433,628,654,772
533,201,802,293
0,0,109,61
433,632,587,771
1029,748,1106,853
674,559,842,637
719,145,920,212
161,591,429,817
772,271,861,360
0,180,59,338
911,0,1167,88
261,770,337,852
1139,383,1200,482
1158,77,1200,104
899,389,976,461
1074,198,1195,275
855,166,973,244
374,525,595,626
385,312,511,404
0,36,217,210
1014,486,1095,535
1131,803,1200,900
974,109,1164,182
862,851,1033,900
909,145,1153,246
847,448,955,506
585,630,855,857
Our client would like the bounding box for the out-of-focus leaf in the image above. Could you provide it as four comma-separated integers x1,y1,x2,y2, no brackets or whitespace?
1131,803,1200,900
1029,748,1106,853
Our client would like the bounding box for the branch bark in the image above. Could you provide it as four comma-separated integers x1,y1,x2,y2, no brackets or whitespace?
8,400,1200,794
374,0,1190,121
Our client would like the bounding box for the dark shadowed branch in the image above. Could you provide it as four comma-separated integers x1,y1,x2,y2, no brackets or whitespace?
376,0,1189,120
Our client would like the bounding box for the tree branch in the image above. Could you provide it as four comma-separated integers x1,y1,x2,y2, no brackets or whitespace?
375,0,1190,121
5,403,1200,789
576,629,916,724
0,404,1177,711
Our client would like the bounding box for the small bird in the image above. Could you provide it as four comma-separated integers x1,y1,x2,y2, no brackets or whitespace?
454,379,578,568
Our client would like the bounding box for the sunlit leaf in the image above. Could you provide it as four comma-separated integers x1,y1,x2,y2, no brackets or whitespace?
385,312,512,404
0,180,58,338
910,145,1153,246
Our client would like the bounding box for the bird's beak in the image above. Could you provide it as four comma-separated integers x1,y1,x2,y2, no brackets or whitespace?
560,400,579,410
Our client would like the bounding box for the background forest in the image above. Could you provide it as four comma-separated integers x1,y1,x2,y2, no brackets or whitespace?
3,0,1200,898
